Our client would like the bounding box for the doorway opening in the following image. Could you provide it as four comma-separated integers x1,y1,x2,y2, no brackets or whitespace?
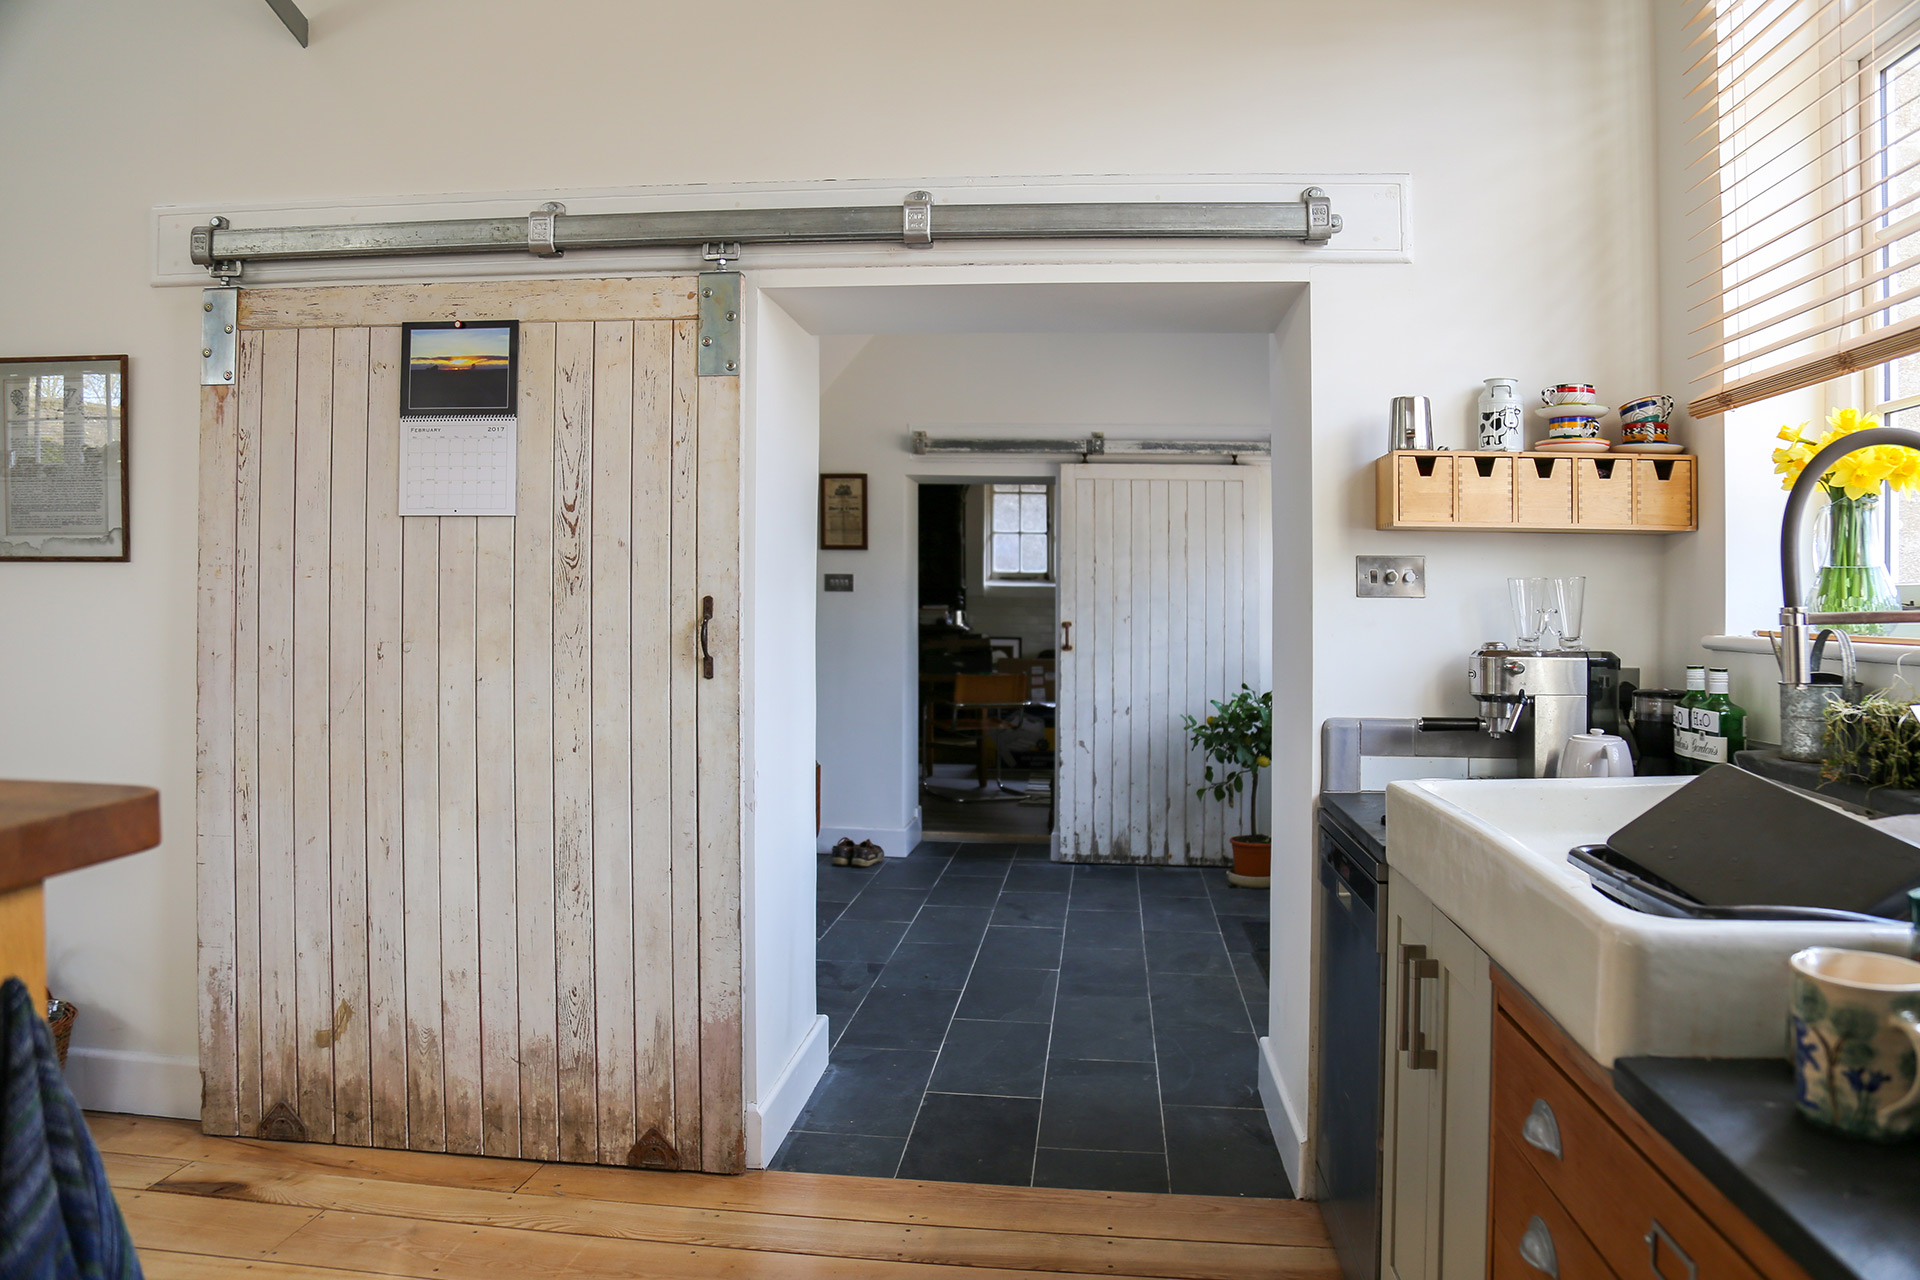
918,481,1058,844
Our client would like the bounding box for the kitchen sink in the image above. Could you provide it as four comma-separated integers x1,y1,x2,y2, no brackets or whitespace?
1387,777,1914,1064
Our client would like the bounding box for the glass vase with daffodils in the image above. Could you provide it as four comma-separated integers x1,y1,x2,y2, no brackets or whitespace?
1772,408,1920,635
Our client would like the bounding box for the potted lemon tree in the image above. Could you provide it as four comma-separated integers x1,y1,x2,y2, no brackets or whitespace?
1183,685,1272,887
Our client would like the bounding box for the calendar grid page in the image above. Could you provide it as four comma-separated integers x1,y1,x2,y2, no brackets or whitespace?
398,415,517,517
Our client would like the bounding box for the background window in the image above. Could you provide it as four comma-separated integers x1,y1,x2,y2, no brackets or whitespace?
989,483,1051,581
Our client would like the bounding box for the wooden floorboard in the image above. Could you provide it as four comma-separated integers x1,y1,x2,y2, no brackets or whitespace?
95,1115,1335,1280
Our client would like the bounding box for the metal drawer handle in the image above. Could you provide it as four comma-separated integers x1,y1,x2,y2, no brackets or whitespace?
700,595,715,679
1646,1221,1696,1280
1520,1216,1559,1278
1399,943,1439,1070
1334,882,1353,910
1522,1098,1563,1160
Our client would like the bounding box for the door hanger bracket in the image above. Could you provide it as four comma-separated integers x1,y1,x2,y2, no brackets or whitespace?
698,267,741,378
201,285,240,387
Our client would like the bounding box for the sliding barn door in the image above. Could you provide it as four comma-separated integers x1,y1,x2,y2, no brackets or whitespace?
1055,463,1271,865
195,277,743,1172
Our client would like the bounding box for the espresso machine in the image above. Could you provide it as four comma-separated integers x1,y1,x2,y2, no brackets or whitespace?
1467,642,1636,778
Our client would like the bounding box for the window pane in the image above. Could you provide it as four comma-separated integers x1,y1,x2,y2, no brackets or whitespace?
1883,49,1920,360
1020,493,1048,533
992,492,1020,533
992,533,1021,573
1020,533,1049,574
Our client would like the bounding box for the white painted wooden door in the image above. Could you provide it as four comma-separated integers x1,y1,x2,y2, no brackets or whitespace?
1055,463,1271,864
195,277,744,1172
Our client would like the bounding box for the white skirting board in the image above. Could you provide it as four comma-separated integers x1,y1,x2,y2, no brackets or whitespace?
1258,1034,1311,1198
65,1048,201,1121
745,1013,828,1168
817,820,921,859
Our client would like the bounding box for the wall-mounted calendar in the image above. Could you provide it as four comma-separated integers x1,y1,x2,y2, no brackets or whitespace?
399,415,516,516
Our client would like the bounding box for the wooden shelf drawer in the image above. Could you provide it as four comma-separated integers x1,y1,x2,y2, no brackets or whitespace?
1492,1011,1762,1280
1573,458,1634,526
1634,458,1695,530
1491,1134,1615,1280
1457,455,1516,524
1515,456,1575,526
1390,453,1454,524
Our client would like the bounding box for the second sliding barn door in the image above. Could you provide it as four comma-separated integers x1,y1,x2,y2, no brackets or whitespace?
1055,463,1272,865
195,278,743,1172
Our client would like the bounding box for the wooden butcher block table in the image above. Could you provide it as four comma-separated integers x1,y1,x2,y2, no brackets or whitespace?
0,780,161,1012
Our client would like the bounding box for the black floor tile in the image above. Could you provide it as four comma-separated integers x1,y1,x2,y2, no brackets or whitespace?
1072,863,1139,881
1056,946,1149,998
974,925,1065,971
1163,1105,1292,1197
1144,929,1234,977
993,891,1069,928
841,886,933,922
1138,869,1211,899
791,1046,938,1137
1216,916,1263,956
1141,895,1220,932
773,1130,905,1176
874,941,979,991
952,842,1021,860
875,858,950,889
955,966,1057,1023
1065,908,1145,950
817,916,911,965
897,1093,1041,1187
1155,1028,1261,1108
816,906,846,939
936,858,1012,880
1003,862,1073,893
902,905,994,947
817,958,885,1006
1039,1058,1164,1152
1210,883,1272,918
923,877,1004,906
838,985,963,1051
1069,878,1141,911
1150,973,1254,1034
929,1019,1050,1097
1033,1147,1169,1194
1050,994,1156,1062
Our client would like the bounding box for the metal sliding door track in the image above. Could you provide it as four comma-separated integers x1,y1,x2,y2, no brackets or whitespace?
190,188,1341,277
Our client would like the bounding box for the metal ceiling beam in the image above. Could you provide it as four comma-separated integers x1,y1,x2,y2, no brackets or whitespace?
262,0,309,46
189,188,1342,276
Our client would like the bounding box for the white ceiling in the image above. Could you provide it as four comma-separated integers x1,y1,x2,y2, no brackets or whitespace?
762,281,1303,336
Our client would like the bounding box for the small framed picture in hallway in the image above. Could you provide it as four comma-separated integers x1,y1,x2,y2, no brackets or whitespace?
820,472,868,549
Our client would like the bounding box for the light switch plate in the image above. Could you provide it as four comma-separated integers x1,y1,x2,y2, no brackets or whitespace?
1356,554,1425,598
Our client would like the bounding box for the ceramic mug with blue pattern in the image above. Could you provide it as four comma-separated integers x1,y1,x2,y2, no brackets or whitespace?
1789,946,1920,1142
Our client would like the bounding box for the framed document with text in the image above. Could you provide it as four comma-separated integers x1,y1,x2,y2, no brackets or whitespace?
0,355,129,561
820,473,868,550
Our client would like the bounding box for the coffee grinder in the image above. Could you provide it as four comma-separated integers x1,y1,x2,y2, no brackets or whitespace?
1468,643,1636,778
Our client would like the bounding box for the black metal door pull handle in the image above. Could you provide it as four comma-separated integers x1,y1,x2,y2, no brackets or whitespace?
700,596,715,679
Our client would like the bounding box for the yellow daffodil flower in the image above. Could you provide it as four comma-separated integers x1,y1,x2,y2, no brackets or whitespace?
1771,408,1920,496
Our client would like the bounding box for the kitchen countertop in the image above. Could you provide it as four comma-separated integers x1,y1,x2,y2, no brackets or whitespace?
1614,1056,1920,1280
1318,790,1386,863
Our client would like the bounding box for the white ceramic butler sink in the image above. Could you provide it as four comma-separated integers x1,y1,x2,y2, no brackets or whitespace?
1386,776,1914,1066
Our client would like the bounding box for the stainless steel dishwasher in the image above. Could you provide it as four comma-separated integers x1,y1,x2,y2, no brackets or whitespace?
1315,793,1387,1280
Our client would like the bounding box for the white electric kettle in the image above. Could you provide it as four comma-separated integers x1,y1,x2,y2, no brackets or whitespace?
1556,732,1635,778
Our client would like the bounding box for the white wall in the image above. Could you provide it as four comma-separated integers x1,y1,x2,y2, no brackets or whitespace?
815,333,1274,853
1,0,1677,1178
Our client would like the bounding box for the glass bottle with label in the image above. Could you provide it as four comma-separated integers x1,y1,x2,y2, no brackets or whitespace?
1692,668,1746,769
1675,665,1706,773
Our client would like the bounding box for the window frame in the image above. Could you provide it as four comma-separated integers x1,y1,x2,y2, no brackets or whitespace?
983,481,1055,587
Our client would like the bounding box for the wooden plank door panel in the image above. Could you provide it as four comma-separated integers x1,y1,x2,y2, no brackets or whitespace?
195,277,737,1171
1055,464,1271,865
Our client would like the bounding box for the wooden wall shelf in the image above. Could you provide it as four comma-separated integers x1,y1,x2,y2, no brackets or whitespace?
1375,450,1697,533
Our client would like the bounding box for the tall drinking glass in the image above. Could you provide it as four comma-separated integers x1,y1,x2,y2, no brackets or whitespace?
1552,576,1587,651
1509,577,1551,647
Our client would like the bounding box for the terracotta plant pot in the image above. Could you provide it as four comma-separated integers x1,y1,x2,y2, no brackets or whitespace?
1227,836,1271,889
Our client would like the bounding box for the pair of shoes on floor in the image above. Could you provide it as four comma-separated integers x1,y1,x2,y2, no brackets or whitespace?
829,838,884,868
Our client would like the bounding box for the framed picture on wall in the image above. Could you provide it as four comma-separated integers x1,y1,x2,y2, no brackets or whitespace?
399,320,519,417
989,637,1022,662
0,354,130,562
820,473,868,550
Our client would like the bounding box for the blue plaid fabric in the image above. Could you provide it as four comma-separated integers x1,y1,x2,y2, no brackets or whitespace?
0,977,141,1280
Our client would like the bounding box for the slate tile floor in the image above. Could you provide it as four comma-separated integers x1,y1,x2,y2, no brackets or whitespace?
774,840,1289,1196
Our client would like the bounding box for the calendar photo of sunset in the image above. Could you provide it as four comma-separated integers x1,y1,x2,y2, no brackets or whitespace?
400,320,518,416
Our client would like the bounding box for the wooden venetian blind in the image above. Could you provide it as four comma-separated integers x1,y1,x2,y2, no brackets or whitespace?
1688,0,1920,417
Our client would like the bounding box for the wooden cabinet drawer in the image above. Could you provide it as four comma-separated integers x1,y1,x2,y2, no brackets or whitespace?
1492,1133,1616,1280
1573,458,1634,526
1633,458,1694,529
1515,456,1574,525
1456,455,1516,524
1492,1011,1762,1280
1396,453,1454,524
